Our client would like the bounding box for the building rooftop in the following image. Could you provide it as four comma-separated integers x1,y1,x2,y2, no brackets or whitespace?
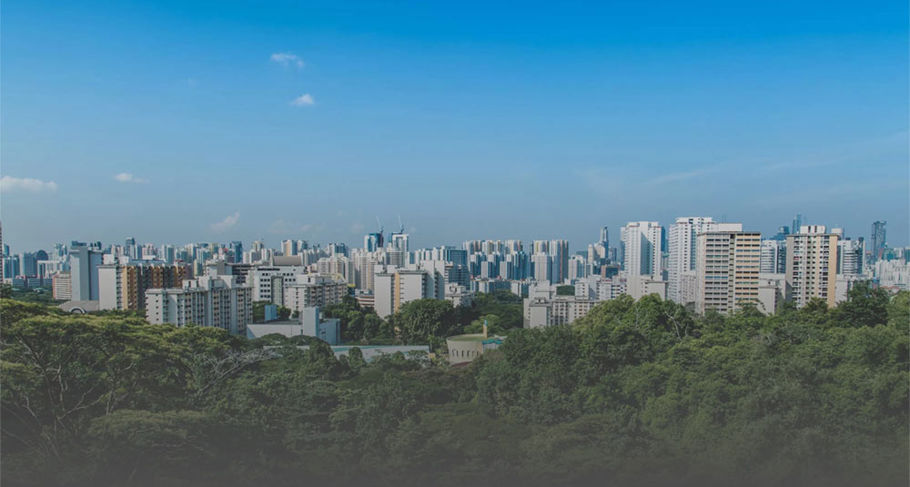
447,333,504,344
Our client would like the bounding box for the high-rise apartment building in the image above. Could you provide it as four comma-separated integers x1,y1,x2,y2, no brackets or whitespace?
667,217,742,304
785,225,838,308
620,221,663,278
146,274,252,335
284,274,348,313
372,268,444,318
99,263,189,310
695,231,761,314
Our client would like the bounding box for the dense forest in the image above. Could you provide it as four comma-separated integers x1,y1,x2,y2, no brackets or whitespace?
1,284,907,487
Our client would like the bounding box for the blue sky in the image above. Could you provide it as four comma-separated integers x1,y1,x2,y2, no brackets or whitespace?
2,0,907,253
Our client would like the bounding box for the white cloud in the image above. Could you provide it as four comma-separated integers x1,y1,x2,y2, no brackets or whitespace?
211,212,240,233
270,52,305,69
114,172,148,184
0,176,58,192
290,94,315,106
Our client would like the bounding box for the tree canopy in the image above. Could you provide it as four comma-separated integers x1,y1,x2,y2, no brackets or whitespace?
1,288,907,487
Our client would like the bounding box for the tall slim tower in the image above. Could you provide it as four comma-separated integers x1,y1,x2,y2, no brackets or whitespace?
871,221,887,261
549,239,569,283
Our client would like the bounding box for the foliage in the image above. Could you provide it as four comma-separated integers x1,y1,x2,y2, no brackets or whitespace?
556,284,575,296
1,291,907,487
252,301,292,322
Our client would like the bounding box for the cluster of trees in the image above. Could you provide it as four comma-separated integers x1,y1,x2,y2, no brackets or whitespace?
252,301,293,322
322,290,524,346
1,284,907,487
0,283,59,305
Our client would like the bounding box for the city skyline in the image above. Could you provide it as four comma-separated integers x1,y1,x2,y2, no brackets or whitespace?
0,214,893,256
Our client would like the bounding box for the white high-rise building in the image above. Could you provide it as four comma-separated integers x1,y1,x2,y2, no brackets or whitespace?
621,221,663,279
837,238,864,277
146,274,252,335
760,239,787,274
250,265,306,302
390,233,410,252
284,274,348,313
531,253,553,283
667,217,742,304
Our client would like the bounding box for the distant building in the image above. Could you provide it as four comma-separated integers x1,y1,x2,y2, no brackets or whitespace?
760,239,787,274
373,268,444,318
52,272,72,301
284,274,348,313
523,283,599,328
786,225,838,308
98,263,189,310
444,283,474,307
146,274,252,335
447,326,504,365
757,273,786,314
874,260,909,291
871,221,887,262
667,217,742,304
695,231,761,314
70,245,104,301
837,238,864,276
621,221,662,278
246,306,341,345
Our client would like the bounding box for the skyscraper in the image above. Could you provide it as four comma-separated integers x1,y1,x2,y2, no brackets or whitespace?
871,221,887,261
549,239,569,283
364,232,383,252
791,214,803,236
125,237,137,260
620,221,662,278
230,241,243,263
